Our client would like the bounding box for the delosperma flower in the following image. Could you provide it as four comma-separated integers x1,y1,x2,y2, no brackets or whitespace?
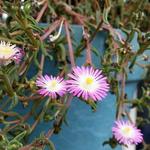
0,41,23,65
36,75,67,99
112,120,143,145
67,66,109,101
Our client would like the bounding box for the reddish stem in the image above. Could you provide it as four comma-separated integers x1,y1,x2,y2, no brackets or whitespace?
19,95,43,102
41,19,62,41
45,128,54,138
38,54,45,76
44,94,73,140
30,118,40,133
83,28,92,65
6,111,31,124
3,111,31,133
66,94,73,107
125,110,134,124
64,20,75,67
36,2,48,22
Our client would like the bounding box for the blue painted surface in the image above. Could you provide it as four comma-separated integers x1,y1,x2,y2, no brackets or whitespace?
52,94,117,150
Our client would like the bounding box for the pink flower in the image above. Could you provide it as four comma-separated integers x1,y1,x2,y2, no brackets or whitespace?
67,66,109,101
36,75,67,99
112,120,143,145
0,41,23,65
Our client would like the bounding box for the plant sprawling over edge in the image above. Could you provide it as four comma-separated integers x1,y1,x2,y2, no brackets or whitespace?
0,0,149,149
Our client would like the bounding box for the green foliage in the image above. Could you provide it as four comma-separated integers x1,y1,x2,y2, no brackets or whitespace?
0,131,26,150
103,137,118,149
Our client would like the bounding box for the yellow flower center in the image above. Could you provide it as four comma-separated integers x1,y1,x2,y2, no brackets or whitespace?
0,47,13,57
79,76,98,92
121,126,133,137
51,80,57,88
85,77,94,85
123,127,131,134
47,80,60,92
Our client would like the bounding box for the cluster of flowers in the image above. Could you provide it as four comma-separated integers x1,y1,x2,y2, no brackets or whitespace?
0,41,109,101
36,66,109,101
0,41,143,146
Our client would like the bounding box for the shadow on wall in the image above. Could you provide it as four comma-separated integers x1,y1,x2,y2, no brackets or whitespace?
137,75,150,150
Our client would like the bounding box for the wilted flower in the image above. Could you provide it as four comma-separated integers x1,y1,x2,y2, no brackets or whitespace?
67,66,109,101
36,75,67,99
112,120,143,145
0,41,23,65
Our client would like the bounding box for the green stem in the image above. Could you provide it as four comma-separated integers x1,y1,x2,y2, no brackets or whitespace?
123,99,139,104
14,15,38,47
117,69,126,120
0,37,34,49
30,98,50,133
3,74,14,97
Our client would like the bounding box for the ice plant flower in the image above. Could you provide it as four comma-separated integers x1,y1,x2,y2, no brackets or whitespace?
67,66,109,101
36,75,67,99
0,41,23,65
112,120,143,145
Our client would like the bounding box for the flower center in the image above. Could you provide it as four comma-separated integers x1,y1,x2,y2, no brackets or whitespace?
51,80,57,87
79,76,98,92
121,126,133,137
0,47,13,58
86,77,94,85
46,80,59,92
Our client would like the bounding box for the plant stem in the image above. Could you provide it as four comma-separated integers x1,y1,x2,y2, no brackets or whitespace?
0,36,31,47
64,20,75,67
37,54,45,76
75,20,103,56
117,70,126,120
125,110,133,124
45,94,73,139
41,19,62,41
45,128,54,139
18,95,42,102
30,98,50,133
14,16,38,47
90,20,103,42
36,1,48,22
105,0,111,8
2,74,14,97
18,55,34,76
83,28,92,65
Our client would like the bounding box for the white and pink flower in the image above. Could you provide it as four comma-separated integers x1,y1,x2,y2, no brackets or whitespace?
67,66,109,101
0,41,23,65
112,120,143,145
36,75,67,99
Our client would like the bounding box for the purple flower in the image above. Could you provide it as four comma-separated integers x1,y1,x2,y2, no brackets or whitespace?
36,75,67,99
112,120,143,145
67,66,109,101
0,41,23,65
